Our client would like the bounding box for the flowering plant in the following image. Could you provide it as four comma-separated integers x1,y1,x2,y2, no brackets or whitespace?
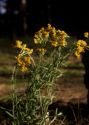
5,24,89,125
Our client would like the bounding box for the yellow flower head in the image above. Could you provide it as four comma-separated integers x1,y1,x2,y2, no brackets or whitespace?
15,40,27,50
77,46,85,53
40,27,45,31
51,41,59,47
74,51,81,59
75,40,87,59
84,32,89,38
21,65,28,72
47,24,52,30
15,40,34,72
15,40,23,48
42,31,49,38
37,48,47,55
24,56,31,64
76,40,87,47
24,48,33,55
15,40,33,55
60,40,67,47
60,31,68,38
15,54,33,72
15,54,22,66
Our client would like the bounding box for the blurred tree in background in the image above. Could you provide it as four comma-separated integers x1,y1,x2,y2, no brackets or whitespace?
0,0,89,39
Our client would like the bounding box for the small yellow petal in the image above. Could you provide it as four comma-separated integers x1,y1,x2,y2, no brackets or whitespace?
15,40,22,48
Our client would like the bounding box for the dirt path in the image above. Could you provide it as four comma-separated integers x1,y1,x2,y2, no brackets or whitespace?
54,77,88,104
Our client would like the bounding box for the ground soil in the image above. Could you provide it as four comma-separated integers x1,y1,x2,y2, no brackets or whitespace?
54,76,88,104
0,75,88,104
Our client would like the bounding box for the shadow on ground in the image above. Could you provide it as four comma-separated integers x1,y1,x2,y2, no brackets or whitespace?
48,101,89,125
0,99,89,125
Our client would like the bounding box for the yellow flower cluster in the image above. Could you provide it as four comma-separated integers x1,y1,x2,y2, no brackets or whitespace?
34,24,68,47
51,30,68,47
37,48,47,55
15,40,33,54
75,40,87,58
15,40,34,72
15,54,32,72
84,32,89,38
34,25,50,44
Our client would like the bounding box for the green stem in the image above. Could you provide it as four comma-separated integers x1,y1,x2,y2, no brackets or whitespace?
11,65,17,125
